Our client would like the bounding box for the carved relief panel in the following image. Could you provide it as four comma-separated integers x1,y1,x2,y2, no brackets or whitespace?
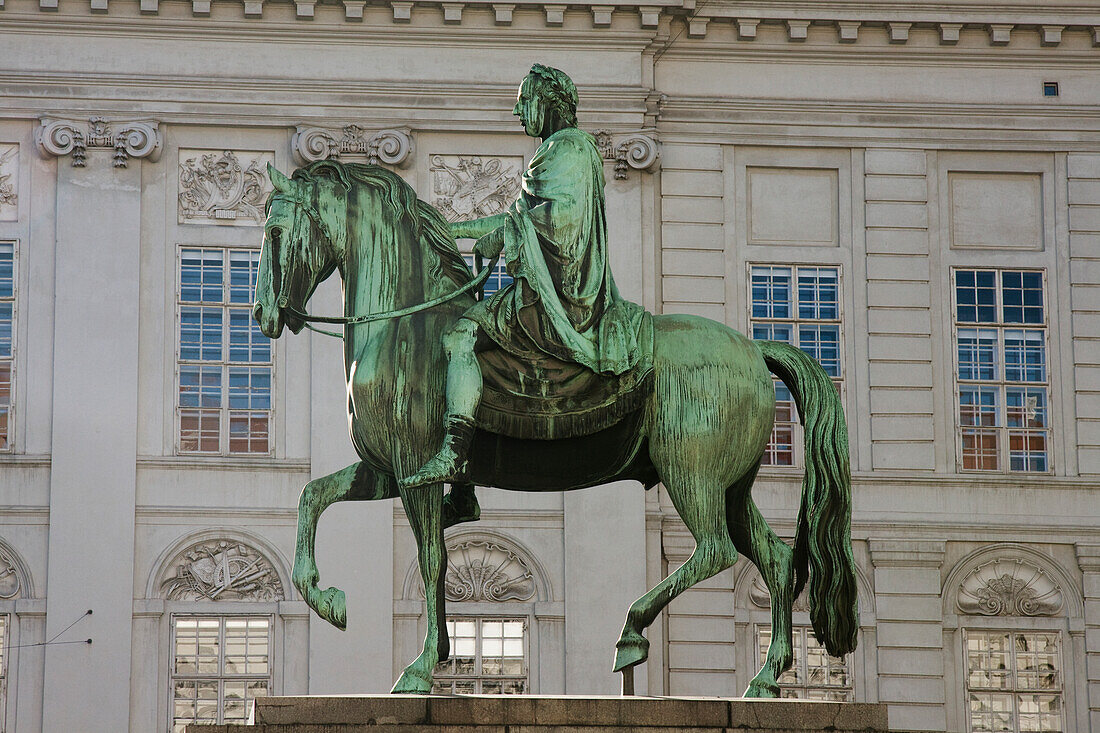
0,144,17,221
178,149,274,226
160,538,284,601
429,155,523,223
956,556,1063,617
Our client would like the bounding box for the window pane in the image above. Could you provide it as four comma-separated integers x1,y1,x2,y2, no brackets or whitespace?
751,266,792,319
181,249,224,303
752,323,793,343
229,250,260,305
1004,330,1046,383
798,324,840,378
0,244,13,299
796,267,839,320
229,309,271,363
1002,271,1044,324
958,328,998,381
180,307,223,362
956,270,997,323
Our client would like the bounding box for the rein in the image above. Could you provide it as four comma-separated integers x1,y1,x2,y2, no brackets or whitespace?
280,255,499,339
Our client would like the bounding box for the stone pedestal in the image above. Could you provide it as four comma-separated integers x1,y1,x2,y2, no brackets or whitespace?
188,695,889,733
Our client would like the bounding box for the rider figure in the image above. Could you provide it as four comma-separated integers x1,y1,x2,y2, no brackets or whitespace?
401,64,646,499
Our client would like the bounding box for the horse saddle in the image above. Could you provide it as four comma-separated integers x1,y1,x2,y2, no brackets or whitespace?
474,311,655,441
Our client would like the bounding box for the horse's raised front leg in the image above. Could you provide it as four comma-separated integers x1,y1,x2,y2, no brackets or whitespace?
729,495,796,698
393,481,447,694
294,462,397,630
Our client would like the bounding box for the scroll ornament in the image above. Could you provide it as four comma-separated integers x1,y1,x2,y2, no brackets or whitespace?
0,547,22,600
957,557,1064,617
292,125,413,167
160,538,284,601
36,117,161,168
433,539,537,602
593,130,660,180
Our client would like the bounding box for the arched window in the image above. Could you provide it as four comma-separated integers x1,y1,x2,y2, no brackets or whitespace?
0,536,35,733
943,544,1084,733
399,531,555,694
143,530,303,733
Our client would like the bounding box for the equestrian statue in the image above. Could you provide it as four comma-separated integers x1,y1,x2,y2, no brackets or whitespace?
252,64,859,696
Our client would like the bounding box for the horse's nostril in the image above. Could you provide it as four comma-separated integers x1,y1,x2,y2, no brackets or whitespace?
252,301,263,321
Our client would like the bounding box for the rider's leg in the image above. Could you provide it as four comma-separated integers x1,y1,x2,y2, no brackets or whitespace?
400,318,483,489
443,481,481,528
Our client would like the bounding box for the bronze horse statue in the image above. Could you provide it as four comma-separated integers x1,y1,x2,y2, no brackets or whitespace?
252,159,858,696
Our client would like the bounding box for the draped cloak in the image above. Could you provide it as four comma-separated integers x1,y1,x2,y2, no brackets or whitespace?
466,127,654,440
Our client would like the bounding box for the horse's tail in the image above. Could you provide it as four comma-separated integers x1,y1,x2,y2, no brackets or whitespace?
757,339,859,657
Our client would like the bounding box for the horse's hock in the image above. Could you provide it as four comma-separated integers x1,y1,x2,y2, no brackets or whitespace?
188,695,890,733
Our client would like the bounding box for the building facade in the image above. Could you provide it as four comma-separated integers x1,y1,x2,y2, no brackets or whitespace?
0,2,1099,732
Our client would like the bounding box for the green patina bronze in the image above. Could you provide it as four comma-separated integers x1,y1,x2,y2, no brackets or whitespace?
253,65,859,697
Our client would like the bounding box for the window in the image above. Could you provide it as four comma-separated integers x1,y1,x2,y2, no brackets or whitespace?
462,253,513,299
965,630,1063,733
953,270,1049,472
0,243,13,451
756,625,852,701
750,265,842,466
170,616,271,732
433,617,528,694
178,248,272,455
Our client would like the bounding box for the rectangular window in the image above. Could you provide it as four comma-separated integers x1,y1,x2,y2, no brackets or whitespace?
433,617,528,694
462,253,513,299
965,629,1063,733
750,265,842,466
170,615,271,732
0,243,13,451
954,270,1049,472
178,248,272,455
756,625,852,701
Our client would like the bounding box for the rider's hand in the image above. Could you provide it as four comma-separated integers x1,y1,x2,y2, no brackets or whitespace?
474,229,504,259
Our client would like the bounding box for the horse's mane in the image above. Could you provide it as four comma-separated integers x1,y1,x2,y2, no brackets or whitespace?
292,160,474,291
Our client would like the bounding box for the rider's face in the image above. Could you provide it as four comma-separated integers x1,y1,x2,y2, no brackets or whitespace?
513,76,544,138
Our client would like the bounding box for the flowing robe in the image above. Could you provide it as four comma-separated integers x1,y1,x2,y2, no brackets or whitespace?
468,127,646,376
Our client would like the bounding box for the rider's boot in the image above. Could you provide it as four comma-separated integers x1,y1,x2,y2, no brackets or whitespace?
400,319,483,491
401,416,475,489
443,481,481,528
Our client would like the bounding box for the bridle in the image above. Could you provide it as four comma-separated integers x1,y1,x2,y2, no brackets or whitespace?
267,191,500,340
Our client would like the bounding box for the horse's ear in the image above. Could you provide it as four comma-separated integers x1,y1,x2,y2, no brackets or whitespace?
268,163,293,193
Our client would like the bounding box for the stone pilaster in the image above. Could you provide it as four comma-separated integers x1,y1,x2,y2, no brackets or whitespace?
868,539,946,731
1076,544,1100,732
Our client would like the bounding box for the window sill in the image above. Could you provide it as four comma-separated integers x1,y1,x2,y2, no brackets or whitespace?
137,455,311,472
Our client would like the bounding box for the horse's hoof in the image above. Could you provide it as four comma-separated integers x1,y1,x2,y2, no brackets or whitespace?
744,677,781,698
613,633,649,672
391,669,433,694
318,587,347,630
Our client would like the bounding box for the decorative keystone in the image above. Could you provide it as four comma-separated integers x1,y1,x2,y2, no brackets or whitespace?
292,125,413,167
593,130,660,180
36,117,162,168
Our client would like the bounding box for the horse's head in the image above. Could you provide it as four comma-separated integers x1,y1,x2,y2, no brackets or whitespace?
254,164,343,338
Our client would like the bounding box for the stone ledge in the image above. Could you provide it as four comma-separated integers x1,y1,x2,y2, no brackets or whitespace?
184,695,889,732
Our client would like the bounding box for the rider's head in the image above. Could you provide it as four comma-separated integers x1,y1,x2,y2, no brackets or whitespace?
514,64,578,139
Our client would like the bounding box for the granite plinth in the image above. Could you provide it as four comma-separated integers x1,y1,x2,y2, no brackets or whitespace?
186,695,889,733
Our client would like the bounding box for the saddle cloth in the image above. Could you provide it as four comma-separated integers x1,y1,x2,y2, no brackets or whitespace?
474,310,655,441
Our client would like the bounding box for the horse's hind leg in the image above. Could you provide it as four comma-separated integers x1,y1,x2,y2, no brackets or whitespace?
294,462,397,630
393,482,447,694
614,471,739,674
727,491,796,698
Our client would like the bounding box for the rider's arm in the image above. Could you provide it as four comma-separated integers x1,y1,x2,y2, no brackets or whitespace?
450,213,508,240
473,228,504,259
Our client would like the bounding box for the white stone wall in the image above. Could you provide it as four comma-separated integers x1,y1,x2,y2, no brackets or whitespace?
0,2,1098,732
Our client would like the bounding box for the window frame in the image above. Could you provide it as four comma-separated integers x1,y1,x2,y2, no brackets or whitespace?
747,262,846,470
950,267,1053,475
174,244,274,458
961,627,1066,733
0,239,17,454
167,613,275,732
432,615,530,694
753,623,854,701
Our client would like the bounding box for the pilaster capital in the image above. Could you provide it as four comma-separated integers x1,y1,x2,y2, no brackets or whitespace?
1075,543,1100,573
592,129,660,180
35,116,162,168
869,538,946,568
291,125,413,167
